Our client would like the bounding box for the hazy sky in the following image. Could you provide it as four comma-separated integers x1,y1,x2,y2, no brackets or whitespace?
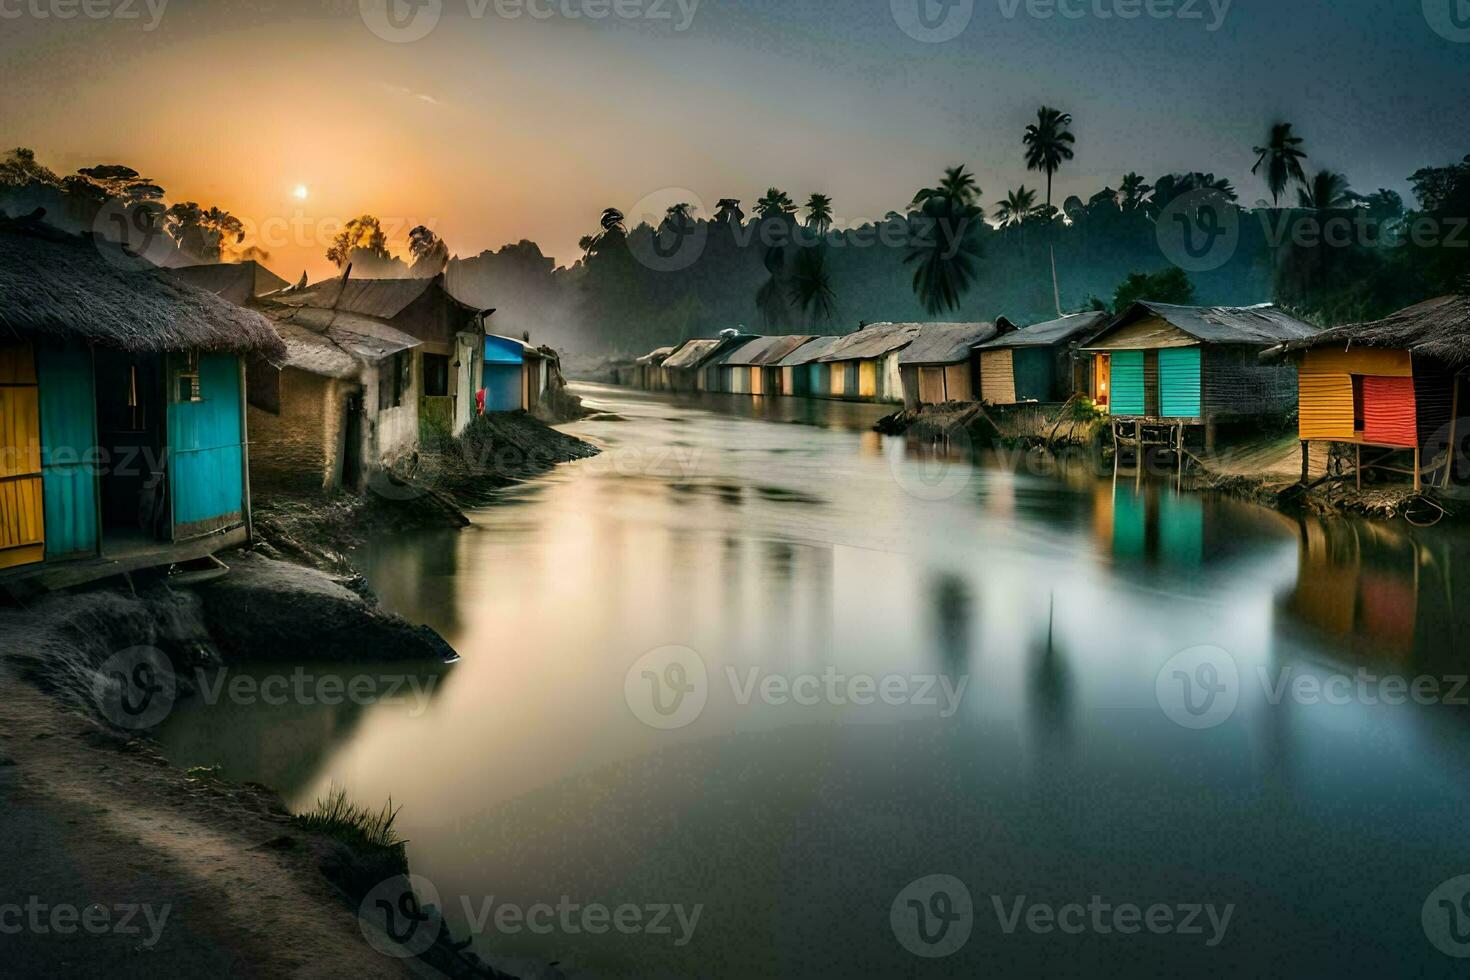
2,0,1465,280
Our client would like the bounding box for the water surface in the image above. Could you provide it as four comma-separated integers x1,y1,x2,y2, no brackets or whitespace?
159,383,1470,978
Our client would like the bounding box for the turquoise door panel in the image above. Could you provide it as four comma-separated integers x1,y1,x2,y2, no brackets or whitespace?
483,363,522,412
1109,351,1145,415
1159,347,1202,418
36,342,98,559
168,353,244,538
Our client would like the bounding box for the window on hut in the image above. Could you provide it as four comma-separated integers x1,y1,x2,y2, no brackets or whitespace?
172,351,203,403
422,353,450,397
379,351,411,410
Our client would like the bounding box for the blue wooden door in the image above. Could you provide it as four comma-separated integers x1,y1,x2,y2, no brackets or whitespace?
168,353,245,540
37,342,99,559
1158,347,1202,418
1109,351,1146,415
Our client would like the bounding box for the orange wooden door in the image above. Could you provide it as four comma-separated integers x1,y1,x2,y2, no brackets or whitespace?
0,342,45,570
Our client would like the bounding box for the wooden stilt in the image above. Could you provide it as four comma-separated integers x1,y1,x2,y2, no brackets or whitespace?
1356,444,1362,492
1134,421,1143,489
1300,441,1310,485
1414,447,1422,493
1443,377,1461,489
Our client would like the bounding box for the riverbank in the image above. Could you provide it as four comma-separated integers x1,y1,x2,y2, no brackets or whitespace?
0,410,600,977
878,402,1461,523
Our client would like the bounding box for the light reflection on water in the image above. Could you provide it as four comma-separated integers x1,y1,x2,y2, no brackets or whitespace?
158,383,1470,978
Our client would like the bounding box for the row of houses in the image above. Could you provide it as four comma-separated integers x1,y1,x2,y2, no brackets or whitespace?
629,295,1470,488
0,218,558,589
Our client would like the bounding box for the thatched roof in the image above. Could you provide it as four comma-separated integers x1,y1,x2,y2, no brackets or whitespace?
817,323,922,362
269,272,479,320
0,225,285,358
166,261,291,305
1268,295,1470,369
899,323,996,365
1082,302,1318,350
977,311,1109,350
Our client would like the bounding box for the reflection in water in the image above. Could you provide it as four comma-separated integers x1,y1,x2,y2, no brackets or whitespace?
156,384,1470,978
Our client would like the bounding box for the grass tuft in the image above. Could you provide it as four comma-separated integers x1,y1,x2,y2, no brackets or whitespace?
295,783,406,850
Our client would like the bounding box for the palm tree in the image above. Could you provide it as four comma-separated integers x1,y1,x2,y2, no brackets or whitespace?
1118,172,1152,211
661,202,695,232
714,198,744,226
1251,122,1308,206
906,194,983,315
1022,106,1076,209
913,165,981,209
599,207,626,235
754,188,796,220
994,186,1038,227
789,246,836,325
1297,169,1357,210
804,193,834,234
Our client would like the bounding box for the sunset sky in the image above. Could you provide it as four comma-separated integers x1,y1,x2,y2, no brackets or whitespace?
2,0,1465,281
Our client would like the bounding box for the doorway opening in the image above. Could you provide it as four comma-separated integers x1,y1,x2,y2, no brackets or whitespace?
94,349,168,550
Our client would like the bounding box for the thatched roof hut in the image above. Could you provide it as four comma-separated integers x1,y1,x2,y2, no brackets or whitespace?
1268,295,1470,369
0,223,284,359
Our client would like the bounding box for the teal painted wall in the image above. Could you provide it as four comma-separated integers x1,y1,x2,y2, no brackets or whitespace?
1112,487,1146,560
1109,351,1145,415
482,363,522,412
168,353,244,536
36,342,98,559
1159,347,1202,418
808,363,827,394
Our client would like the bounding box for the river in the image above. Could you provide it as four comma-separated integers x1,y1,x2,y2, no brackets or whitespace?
158,383,1470,978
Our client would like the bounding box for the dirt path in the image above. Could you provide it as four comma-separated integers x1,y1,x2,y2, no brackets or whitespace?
0,676,411,979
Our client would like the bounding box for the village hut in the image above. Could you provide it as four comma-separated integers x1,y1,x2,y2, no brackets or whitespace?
1267,295,1470,490
0,220,284,585
697,330,761,392
634,346,675,390
481,333,556,414
972,310,1109,406
1078,302,1318,449
166,261,290,304
720,335,816,395
261,271,491,438
660,338,723,392
776,336,842,397
817,323,922,401
896,323,996,410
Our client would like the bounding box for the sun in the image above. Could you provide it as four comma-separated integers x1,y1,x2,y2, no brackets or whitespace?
292,185,309,200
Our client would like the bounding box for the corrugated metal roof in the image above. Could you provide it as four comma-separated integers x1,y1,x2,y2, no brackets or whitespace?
816,323,922,362
777,336,842,366
702,335,762,368
167,261,291,305
977,311,1109,350
269,273,480,320
261,305,422,377
898,323,997,365
725,335,817,366
636,346,676,364
1084,302,1318,349
661,339,722,370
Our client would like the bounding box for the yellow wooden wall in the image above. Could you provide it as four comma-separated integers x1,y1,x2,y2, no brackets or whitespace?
0,342,45,570
980,350,1016,404
1298,347,1413,442
943,363,972,402
858,361,878,398
749,367,764,395
830,363,846,397
918,367,946,405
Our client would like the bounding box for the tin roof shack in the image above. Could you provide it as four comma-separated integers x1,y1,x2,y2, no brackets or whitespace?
0,222,284,588
897,323,996,410
634,346,676,390
697,331,761,393
264,272,490,440
166,261,291,305
1268,295,1470,492
722,335,816,396
973,311,1109,407
817,323,922,401
660,339,722,392
1079,302,1318,451
480,333,556,416
777,336,842,397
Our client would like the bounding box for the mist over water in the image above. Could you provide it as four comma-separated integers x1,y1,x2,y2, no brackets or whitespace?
159,383,1470,977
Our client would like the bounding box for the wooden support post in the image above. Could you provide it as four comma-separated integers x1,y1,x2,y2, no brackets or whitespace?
1444,377,1461,490
1300,441,1310,485
1356,444,1362,493
1135,421,1143,489
1414,447,1422,494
